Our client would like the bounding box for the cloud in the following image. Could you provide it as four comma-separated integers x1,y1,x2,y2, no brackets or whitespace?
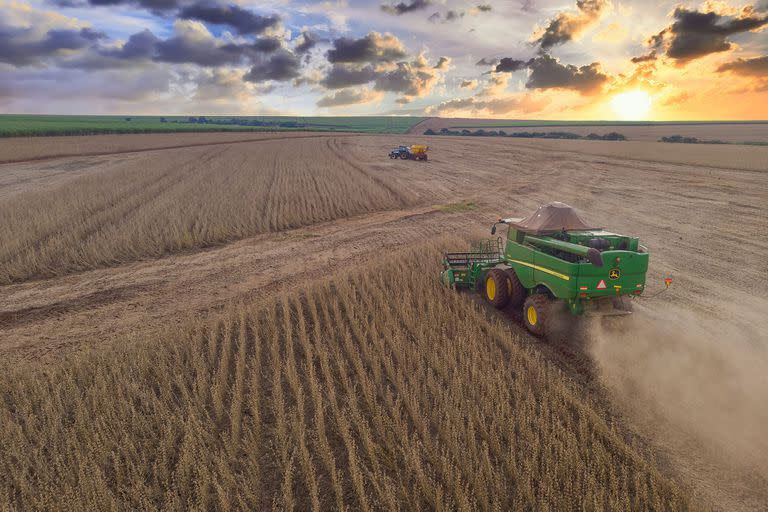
459,79,478,89
429,10,465,23
295,31,318,54
193,68,252,101
428,93,550,116
52,0,181,12
525,53,608,94
317,87,382,107
381,0,431,15
177,4,279,35
593,22,628,43
154,22,247,66
320,64,377,89
717,55,768,76
374,61,438,97
0,24,105,66
648,6,768,64
326,32,407,63
533,0,609,51
434,56,450,69
495,57,529,73
244,49,301,82
631,51,657,63
476,57,499,66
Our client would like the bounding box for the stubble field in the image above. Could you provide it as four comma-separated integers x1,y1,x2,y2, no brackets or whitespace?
1,131,767,510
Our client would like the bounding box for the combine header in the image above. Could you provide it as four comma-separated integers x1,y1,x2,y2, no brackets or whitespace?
440,202,649,336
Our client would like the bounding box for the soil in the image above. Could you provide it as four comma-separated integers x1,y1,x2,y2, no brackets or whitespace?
1,132,767,510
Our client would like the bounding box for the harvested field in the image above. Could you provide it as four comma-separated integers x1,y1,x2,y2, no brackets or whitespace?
0,244,692,511
0,132,339,164
0,137,412,284
1,132,767,511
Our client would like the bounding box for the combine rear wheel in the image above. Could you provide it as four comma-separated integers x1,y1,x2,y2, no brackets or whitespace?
523,294,552,337
484,269,510,309
505,269,526,308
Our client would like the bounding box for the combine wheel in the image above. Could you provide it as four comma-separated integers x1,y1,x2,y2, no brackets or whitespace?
484,269,510,309
504,269,526,308
522,294,552,337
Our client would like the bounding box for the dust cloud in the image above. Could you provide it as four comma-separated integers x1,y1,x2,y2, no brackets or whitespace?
588,301,768,478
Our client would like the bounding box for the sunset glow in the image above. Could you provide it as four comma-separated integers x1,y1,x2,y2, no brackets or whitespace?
611,91,652,121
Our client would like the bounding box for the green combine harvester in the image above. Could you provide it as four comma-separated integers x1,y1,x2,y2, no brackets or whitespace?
440,202,650,336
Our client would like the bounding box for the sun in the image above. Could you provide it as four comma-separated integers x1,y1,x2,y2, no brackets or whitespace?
611,90,652,120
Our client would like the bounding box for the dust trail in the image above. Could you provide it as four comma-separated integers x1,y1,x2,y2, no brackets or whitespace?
588,301,768,482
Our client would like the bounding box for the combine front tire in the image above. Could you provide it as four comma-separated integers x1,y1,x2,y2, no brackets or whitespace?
522,294,552,337
484,269,510,309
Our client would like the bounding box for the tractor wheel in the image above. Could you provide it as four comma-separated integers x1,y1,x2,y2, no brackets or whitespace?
484,269,510,309
400,153,408,160
504,269,526,308
522,294,552,337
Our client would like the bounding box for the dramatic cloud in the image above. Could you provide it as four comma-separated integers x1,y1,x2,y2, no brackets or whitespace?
525,53,608,94
178,4,279,36
0,25,105,66
459,79,478,89
381,0,431,15
533,0,609,51
320,65,377,89
244,50,301,82
327,32,407,63
717,55,768,76
495,57,529,73
317,88,382,107
648,6,768,64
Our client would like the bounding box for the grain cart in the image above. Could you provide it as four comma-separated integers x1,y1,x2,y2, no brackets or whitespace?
389,144,429,161
440,202,649,336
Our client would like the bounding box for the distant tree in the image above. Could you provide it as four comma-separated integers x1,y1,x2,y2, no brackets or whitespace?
160,117,167,123
424,128,436,135
125,117,132,122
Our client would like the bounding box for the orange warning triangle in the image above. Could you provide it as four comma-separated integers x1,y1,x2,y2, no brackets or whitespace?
596,279,607,290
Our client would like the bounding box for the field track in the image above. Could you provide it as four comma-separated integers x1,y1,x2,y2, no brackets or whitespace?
1,133,767,510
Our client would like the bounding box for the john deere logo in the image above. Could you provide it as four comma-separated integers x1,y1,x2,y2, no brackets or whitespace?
609,268,621,280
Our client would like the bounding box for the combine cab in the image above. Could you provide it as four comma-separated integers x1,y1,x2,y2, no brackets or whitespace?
389,144,428,161
440,202,649,336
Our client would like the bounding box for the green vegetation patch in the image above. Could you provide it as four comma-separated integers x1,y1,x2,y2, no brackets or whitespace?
436,200,478,212
0,115,425,137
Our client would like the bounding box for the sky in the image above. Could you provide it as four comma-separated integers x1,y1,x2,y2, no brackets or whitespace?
1,0,767,119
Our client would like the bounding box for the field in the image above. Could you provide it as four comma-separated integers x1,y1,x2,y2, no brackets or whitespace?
0,137,412,283
0,115,423,137
1,132,767,510
0,246,693,510
411,118,768,143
